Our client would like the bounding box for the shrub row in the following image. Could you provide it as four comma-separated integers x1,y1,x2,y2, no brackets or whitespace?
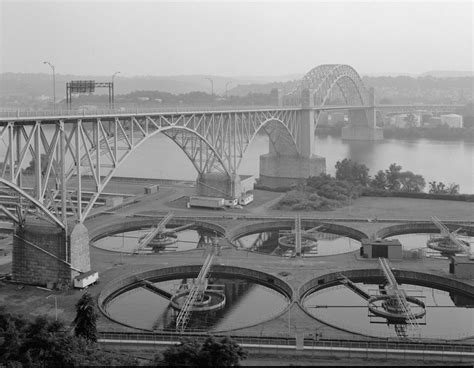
361,188,474,202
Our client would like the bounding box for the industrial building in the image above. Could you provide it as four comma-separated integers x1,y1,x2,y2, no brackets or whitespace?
440,114,463,128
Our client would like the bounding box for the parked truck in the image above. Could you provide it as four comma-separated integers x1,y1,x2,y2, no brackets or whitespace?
239,192,254,206
188,196,225,209
73,270,99,289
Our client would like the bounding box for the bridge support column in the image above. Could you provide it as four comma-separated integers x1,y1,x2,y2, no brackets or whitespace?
259,154,325,188
196,172,242,199
342,88,383,140
258,88,326,189
12,217,90,288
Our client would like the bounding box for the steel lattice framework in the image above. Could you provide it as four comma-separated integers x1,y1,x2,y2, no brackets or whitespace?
285,64,370,106
0,108,300,226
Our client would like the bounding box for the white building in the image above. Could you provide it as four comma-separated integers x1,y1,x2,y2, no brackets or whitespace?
440,114,463,128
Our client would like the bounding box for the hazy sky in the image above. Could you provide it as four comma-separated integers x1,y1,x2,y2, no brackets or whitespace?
1,0,472,76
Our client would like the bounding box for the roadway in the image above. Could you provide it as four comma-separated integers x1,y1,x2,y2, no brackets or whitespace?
0,103,462,122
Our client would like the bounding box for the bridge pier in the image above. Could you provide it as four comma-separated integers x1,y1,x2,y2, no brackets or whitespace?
258,88,326,189
342,88,383,141
12,217,90,288
259,154,325,188
196,172,242,199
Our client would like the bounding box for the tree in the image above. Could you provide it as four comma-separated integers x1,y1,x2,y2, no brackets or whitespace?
73,292,98,342
371,170,388,190
403,113,418,127
199,336,247,368
0,309,137,367
385,163,402,191
155,336,247,367
429,181,460,195
398,171,425,192
335,159,370,186
447,183,460,195
23,153,49,175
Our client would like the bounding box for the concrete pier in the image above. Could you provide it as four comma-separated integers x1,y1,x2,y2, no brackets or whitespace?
12,217,90,288
258,89,326,188
196,172,242,199
259,153,326,188
342,88,383,141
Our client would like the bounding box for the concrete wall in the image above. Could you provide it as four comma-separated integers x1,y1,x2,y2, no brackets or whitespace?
196,172,242,199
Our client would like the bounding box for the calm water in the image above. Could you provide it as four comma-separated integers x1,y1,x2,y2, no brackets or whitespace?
303,282,474,339
115,134,474,193
93,228,215,253
237,230,360,257
106,277,289,331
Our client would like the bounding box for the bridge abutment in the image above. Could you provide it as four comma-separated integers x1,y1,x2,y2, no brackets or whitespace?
12,217,90,288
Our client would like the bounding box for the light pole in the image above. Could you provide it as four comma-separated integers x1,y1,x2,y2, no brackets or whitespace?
225,81,232,98
112,71,120,83
47,294,58,321
205,77,214,97
43,61,56,112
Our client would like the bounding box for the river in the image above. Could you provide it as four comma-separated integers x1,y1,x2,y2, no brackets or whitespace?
116,134,474,194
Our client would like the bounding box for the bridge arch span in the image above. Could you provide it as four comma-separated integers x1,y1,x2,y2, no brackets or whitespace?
238,116,299,169
68,123,233,221
0,177,65,229
285,64,370,107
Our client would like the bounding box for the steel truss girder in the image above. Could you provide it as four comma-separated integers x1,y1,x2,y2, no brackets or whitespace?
0,109,299,224
285,64,370,107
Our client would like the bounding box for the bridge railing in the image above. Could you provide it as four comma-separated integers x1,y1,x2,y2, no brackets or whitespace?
0,105,291,119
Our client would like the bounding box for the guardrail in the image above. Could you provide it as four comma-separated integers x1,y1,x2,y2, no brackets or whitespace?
97,330,474,353
0,105,296,119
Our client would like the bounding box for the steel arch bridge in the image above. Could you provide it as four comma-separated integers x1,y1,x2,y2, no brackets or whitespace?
0,108,301,225
285,64,371,107
1,64,457,229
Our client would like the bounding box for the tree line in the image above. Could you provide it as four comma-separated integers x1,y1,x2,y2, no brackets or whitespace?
275,159,462,211
0,292,247,367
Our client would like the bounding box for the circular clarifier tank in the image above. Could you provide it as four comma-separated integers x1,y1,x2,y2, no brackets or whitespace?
385,233,474,258
236,229,360,257
100,267,291,332
93,227,220,254
302,273,474,339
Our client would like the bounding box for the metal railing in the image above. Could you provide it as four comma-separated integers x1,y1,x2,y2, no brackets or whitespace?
0,105,297,119
97,330,474,354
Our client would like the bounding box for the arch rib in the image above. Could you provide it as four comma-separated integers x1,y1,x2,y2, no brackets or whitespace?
285,64,369,107
0,177,65,229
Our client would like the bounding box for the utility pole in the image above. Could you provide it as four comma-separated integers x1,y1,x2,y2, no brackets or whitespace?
225,81,232,98
205,77,214,97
